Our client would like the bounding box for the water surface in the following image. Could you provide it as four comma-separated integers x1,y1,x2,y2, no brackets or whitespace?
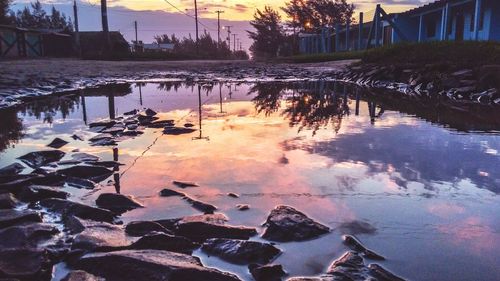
0,81,499,281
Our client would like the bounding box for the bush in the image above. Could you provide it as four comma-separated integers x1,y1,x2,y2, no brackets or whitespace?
279,51,363,63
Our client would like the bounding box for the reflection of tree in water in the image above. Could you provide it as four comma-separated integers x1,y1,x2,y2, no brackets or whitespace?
0,108,24,151
18,95,81,123
251,81,350,134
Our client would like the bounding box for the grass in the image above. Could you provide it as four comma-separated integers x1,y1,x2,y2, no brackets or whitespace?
282,41,500,66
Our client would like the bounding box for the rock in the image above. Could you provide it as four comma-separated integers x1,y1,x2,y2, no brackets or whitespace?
137,115,158,125
17,185,69,202
326,251,366,280
148,120,174,128
202,238,281,264
57,165,113,182
163,127,196,135
183,195,217,214
125,221,173,237
0,223,59,249
124,109,139,116
129,232,198,254
236,204,249,211
368,264,406,281
159,188,185,197
89,120,115,128
127,124,138,131
175,221,257,242
184,123,195,128
262,205,330,242
145,108,157,116
18,150,66,168
336,220,377,235
65,177,97,189
89,134,114,142
47,138,69,149
172,181,199,188
62,270,104,281
0,163,25,176
72,153,99,162
72,221,134,251
249,264,286,281
0,209,42,229
343,235,385,260
71,134,85,141
227,193,239,198
39,198,115,223
0,193,18,209
75,249,241,281
0,249,52,280
95,193,144,214
101,125,125,135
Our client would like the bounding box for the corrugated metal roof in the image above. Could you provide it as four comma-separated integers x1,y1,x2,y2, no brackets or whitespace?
401,0,474,16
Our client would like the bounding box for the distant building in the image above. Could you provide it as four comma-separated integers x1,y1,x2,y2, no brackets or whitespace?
299,0,500,54
79,31,130,57
132,41,175,53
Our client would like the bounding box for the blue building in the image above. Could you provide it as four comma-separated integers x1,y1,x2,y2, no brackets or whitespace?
298,0,500,54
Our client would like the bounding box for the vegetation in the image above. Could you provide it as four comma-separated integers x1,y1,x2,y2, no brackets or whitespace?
0,0,11,24
281,51,363,63
248,6,284,59
282,0,354,30
360,41,500,66
1,0,72,30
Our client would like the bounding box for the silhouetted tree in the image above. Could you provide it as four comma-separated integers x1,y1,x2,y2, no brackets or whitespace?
248,6,284,59
0,0,12,24
282,0,354,31
13,1,72,30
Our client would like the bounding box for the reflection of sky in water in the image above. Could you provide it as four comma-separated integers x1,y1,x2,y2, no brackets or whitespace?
0,82,499,281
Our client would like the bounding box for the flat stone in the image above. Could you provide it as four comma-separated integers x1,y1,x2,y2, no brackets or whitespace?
72,153,99,162
148,120,174,128
0,223,59,249
236,204,250,211
62,270,104,281
227,193,239,198
0,193,18,209
75,249,242,281
18,150,66,168
47,138,69,149
0,209,42,229
202,238,281,264
65,177,96,189
57,166,113,182
125,221,173,237
163,127,196,135
72,221,134,251
0,249,52,280
172,181,199,188
129,232,198,254
0,163,25,176
249,264,286,281
184,123,195,128
89,134,114,142
123,109,139,116
343,235,385,260
174,221,257,242
159,188,185,197
183,195,217,214
39,198,115,223
262,205,330,242
145,108,157,116
89,120,115,128
17,185,69,202
95,193,144,214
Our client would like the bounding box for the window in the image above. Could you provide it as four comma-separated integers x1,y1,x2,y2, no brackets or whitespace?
427,19,436,38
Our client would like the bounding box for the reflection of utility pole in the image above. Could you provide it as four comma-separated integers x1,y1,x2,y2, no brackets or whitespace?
232,34,237,51
219,83,226,114
192,85,209,141
368,101,376,124
113,147,120,193
80,90,87,125
138,84,143,106
108,93,115,120
355,89,360,116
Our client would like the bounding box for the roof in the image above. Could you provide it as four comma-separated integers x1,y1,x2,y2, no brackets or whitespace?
0,25,70,36
401,0,474,16
143,43,174,50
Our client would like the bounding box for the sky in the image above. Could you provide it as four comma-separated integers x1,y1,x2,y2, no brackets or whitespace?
11,0,434,48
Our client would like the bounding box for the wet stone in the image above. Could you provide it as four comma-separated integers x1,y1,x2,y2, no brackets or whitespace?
47,137,69,149
88,134,113,142
183,195,217,214
0,209,42,229
148,120,175,128
95,193,144,214
336,220,377,235
249,264,286,281
0,163,25,176
145,108,157,116
159,188,185,197
17,185,69,202
129,232,198,254
75,249,242,281
184,123,195,128
343,235,385,260
89,120,115,128
174,220,257,242
125,221,173,237
202,238,281,264
172,180,199,188
368,264,406,281
39,198,115,223
0,223,59,249
163,127,197,135
18,150,66,168
72,153,99,162
65,177,96,189
57,165,113,182
124,109,139,115
0,193,18,209
262,205,330,242
72,221,134,252
236,204,250,211
61,270,104,281
227,193,239,198
0,249,52,281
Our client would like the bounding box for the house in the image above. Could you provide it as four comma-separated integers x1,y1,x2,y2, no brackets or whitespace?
132,41,175,53
298,0,500,54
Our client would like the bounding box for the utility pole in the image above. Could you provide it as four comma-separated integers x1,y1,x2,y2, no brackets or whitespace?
232,34,237,52
101,0,110,52
215,10,224,48
134,21,138,44
194,0,199,55
73,0,80,56
224,26,232,50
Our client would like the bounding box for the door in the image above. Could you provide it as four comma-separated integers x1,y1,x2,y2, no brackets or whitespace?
455,14,464,41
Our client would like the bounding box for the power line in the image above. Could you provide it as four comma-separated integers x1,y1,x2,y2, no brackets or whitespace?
162,0,215,31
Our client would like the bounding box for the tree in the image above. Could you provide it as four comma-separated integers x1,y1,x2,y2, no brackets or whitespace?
0,0,12,24
13,1,72,30
282,0,354,31
248,6,284,59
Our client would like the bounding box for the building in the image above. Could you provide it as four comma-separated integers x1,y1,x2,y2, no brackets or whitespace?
79,31,130,57
299,0,500,54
